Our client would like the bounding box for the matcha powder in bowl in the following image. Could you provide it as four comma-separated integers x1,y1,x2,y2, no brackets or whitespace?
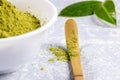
0,0,40,38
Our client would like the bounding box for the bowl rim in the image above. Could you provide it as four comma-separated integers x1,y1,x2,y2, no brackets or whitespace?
0,0,57,42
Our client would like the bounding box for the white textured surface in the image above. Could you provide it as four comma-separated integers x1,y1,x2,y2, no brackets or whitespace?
0,0,120,80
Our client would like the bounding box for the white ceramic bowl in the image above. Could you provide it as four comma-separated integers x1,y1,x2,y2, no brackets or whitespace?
0,0,57,74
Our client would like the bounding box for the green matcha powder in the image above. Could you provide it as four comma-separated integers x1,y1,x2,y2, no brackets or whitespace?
49,47,70,62
0,0,40,38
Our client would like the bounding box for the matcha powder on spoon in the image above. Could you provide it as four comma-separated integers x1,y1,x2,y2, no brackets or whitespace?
0,0,40,38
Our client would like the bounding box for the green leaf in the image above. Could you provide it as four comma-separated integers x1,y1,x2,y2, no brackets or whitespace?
59,1,102,17
94,0,116,25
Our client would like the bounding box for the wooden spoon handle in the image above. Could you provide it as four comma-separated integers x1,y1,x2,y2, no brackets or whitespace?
75,76,84,80
65,19,84,80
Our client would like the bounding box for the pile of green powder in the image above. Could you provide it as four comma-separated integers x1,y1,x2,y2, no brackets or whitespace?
0,0,40,38
66,30,79,58
49,47,70,62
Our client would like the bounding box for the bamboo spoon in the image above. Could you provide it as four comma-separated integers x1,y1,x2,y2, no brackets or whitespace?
65,19,84,80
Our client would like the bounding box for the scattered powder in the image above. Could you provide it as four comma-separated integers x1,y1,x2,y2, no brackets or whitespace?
49,47,70,62
40,67,44,71
48,58,55,62
0,0,40,38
